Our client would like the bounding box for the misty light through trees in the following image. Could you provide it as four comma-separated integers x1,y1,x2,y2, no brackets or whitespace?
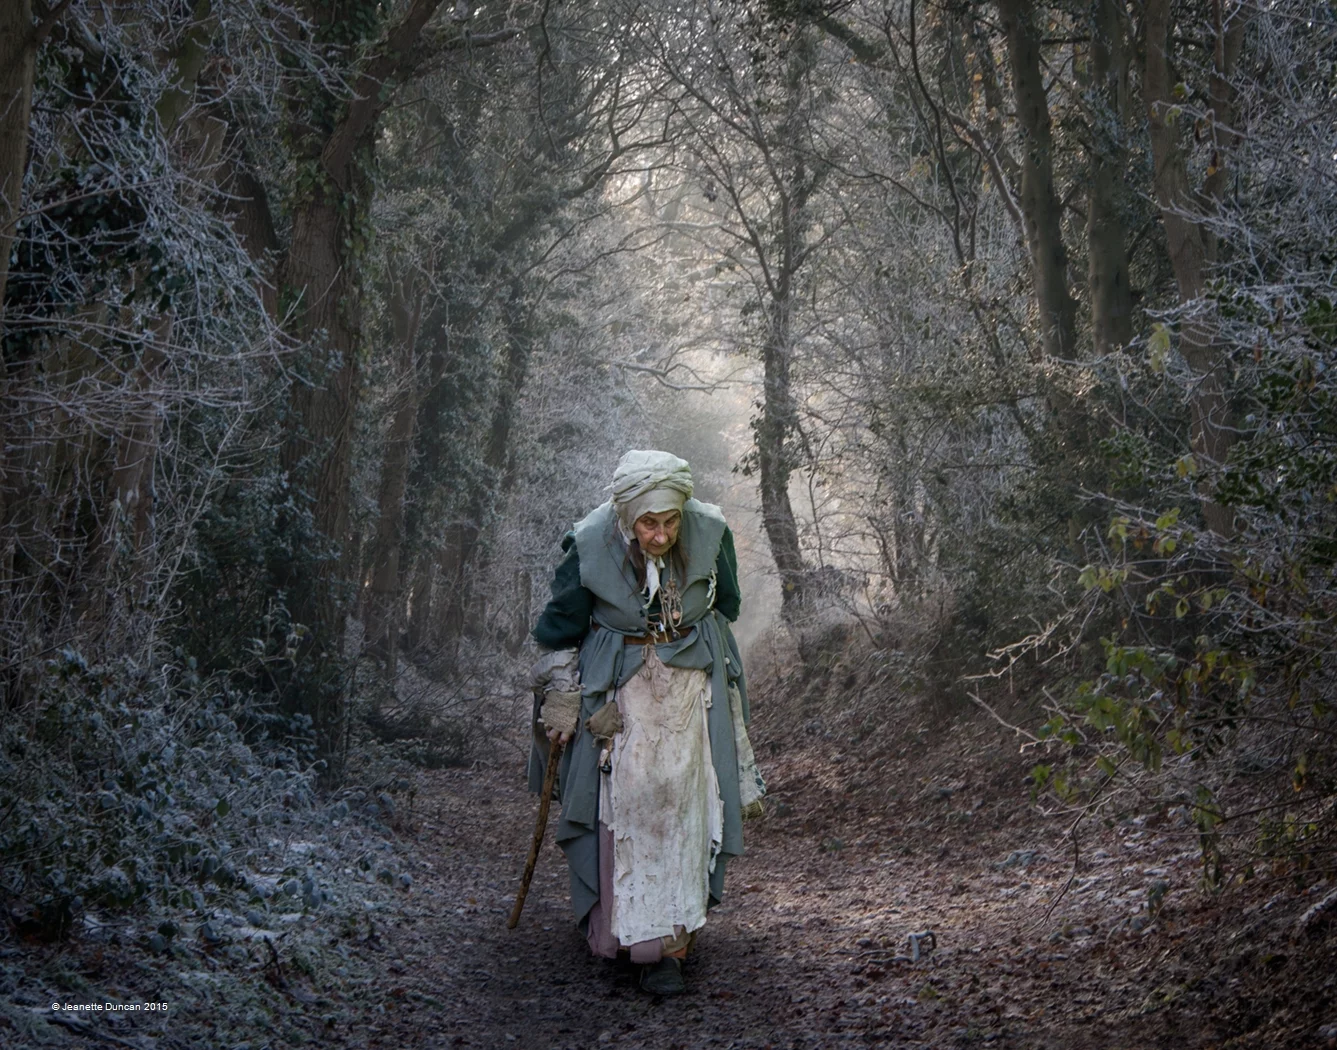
0,0,1334,1013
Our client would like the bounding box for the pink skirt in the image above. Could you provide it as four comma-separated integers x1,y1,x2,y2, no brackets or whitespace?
585,823,668,963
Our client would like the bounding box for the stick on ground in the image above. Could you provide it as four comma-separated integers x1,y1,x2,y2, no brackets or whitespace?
507,735,564,929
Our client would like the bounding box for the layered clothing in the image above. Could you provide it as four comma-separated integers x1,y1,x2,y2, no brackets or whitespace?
529,498,761,951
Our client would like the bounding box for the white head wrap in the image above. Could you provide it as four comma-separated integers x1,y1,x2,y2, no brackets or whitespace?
611,450,693,606
611,449,693,532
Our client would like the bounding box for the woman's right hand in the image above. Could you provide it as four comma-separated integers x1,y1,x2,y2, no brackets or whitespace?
538,687,581,744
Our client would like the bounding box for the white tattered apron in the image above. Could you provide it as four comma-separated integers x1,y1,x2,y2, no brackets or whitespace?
599,646,723,947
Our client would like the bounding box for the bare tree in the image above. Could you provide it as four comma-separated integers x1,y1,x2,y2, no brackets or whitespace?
995,0,1078,362
1086,0,1134,355
0,0,36,315
1143,0,1245,536
362,259,426,674
639,6,835,616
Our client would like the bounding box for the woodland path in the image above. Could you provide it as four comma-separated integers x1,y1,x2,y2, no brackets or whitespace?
317,726,1321,1050
10,712,1332,1049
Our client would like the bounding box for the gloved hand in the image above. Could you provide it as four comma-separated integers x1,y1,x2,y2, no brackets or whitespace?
584,701,623,741
531,648,581,743
540,689,581,741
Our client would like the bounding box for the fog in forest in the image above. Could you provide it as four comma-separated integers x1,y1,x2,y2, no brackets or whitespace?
2,1,1335,1045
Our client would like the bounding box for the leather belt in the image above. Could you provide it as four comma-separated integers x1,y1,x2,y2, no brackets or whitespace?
593,624,678,645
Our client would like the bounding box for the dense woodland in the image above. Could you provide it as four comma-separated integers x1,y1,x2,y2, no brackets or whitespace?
1,0,1335,1036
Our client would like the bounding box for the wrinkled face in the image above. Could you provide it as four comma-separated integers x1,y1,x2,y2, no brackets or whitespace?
633,509,681,557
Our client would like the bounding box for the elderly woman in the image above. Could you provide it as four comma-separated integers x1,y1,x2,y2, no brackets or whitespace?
530,450,764,996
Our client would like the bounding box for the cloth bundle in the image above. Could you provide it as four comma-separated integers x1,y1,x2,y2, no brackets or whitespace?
532,647,581,735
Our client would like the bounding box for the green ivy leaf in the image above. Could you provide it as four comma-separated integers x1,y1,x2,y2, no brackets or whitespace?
1149,323,1171,372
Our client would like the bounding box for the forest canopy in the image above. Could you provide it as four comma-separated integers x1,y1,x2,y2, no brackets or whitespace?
1,0,1334,931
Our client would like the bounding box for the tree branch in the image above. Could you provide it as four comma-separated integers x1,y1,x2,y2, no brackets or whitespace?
811,12,886,64
945,111,1024,229
321,0,447,186
31,0,75,47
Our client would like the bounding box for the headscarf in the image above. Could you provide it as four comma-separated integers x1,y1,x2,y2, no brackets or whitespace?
611,450,693,606
611,449,693,532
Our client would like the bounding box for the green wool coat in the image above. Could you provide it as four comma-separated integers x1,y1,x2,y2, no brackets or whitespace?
528,498,750,929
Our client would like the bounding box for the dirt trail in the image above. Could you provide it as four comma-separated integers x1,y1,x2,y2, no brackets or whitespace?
318,726,1336,1050
362,758,972,1050
7,715,1333,1049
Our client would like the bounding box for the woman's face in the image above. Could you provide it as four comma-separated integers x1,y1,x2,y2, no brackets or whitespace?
633,509,681,557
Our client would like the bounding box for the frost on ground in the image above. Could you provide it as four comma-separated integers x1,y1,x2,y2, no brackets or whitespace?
3,695,1336,1049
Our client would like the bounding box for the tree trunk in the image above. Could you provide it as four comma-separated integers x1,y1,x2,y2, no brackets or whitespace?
757,270,807,617
108,325,168,557
0,0,36,627
427,277,537,668
967,12,1021,193
400,313,454,659
405,550,434,652
72,333,168,649
155,0,213,136
511,568,531,654
995,0,1078,361
273,0,445,771
363,273,423,674
1144,0,1242,536
278,194,364,763
753,38,815,621
1086,0,1133,355
756,255,807,617
431,523,476,662
0,0,35,318
213,130,280,318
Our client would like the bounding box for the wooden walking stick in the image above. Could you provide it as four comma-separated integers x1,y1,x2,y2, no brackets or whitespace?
507,732,564,929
